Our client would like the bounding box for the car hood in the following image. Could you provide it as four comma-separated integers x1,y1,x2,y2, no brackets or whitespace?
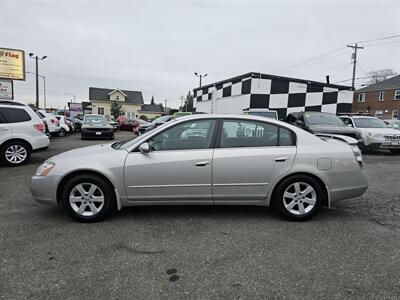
309,125,360,135
358,128,400,135
49,143,118,161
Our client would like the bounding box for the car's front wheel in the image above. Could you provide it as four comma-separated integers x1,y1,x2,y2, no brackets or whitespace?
273,175,323,221
0,141,31,167
60,174,116,222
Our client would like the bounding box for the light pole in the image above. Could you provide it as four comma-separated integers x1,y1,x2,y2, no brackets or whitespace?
29,53,47,109
66,93,76,103
194,72,208,87
26,71,46,109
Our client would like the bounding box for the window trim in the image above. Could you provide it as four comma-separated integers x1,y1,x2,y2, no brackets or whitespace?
134,118,220,152
394,90,400,101
378,91,384,101
393,110,399,119
215,118,297,149
357,93,366,102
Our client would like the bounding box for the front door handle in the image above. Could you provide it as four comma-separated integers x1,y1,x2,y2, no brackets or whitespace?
195,161,210,167
275,156,289,162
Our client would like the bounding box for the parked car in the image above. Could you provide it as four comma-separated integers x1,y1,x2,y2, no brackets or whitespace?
173,112,192,117
81,114,114,140
243,108,278,120
383,119,400,130
31,114,368,222
339,115,400,154
285,111,363,144
67,117,82,132
35,109,61,136
0,101,50,166
146,115,175,131
55,115,71,137
132,119,151,135
109,120,120,131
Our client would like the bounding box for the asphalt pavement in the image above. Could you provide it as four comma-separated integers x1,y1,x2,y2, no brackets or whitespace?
1,131,400,299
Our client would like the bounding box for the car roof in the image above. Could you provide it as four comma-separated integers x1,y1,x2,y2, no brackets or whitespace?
0,100,26,106
340,115,377,119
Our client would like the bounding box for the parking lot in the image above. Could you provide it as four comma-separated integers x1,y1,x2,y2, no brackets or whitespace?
1,131,400,299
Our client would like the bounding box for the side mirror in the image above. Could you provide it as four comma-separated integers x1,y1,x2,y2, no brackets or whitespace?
138,142,150,154
295,120,304,127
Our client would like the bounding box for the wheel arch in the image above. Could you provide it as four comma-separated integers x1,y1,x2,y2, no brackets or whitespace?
56,170,119,208
1,138,33,151
269,172,329,207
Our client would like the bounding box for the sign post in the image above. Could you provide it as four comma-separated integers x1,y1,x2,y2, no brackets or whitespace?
0,80,13,100
0,48,26,81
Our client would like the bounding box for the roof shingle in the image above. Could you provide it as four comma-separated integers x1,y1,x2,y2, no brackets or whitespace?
356,75,400,92
89,87,144,105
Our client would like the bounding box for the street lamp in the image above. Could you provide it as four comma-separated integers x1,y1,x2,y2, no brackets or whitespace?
194,72,208,87
26,71,46,109
29,53,47,109
66,93,76,103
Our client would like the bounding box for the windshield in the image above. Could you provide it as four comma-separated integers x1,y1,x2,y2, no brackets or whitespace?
245,111,277,119
84,116,108,126
392,121,400,129
304,112,345,127
153,115,172,123
354,118,388,128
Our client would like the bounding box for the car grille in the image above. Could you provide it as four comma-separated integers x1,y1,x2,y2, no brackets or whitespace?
384,135,400,140
85,128,110,132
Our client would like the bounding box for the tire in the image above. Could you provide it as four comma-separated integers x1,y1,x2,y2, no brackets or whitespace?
60,174,116,222
390,149,400,154
58,128,67,137
81,135,86,140
0,140,31,167
272,175,324,221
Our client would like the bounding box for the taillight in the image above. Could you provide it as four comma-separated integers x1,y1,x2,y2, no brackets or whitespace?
351,146,364,168
33,123,46,133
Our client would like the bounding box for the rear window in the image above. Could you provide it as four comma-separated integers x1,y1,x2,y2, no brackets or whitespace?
0,107,32,123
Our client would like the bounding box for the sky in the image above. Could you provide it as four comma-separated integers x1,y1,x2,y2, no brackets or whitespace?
1,0,399,109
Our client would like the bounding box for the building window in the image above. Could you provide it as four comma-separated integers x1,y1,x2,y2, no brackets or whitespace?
98,107,104,115
379,91,384,101
395,90,400,101
393,110,399,119
116,95,120,100
375,110,383,118
357,93,366,102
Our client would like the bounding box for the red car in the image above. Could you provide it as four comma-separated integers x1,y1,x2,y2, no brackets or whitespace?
132,119,151,135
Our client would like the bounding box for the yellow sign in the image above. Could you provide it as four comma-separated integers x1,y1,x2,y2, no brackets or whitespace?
0,48,25,81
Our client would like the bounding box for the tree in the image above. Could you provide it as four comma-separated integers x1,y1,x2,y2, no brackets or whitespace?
110,101,124,120
366,69,397,84
183,91,195,112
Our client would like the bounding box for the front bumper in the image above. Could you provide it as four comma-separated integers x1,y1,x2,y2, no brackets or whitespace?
30,175,60,206
81,130,114,139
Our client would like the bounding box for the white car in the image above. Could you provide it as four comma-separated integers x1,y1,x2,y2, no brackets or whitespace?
384,119,400,131
55,115,71,137
36,110,61,136
0,101,50,166
340,115,400,154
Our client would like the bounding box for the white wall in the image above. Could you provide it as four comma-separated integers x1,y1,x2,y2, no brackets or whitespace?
196,94,251,114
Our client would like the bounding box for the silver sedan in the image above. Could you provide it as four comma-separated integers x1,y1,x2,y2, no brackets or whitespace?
31,114,368,222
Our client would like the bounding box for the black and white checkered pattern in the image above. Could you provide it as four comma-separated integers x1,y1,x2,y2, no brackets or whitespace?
193,73,353,119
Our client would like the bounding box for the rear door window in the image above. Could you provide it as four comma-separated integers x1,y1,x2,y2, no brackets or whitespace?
0,107,32,123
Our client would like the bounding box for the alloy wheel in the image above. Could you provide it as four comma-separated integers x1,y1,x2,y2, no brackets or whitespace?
69,183,105,216
5,145,28,164
282,182,317,215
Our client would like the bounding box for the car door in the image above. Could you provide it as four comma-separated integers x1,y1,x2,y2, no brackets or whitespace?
124,118,217,203
212,118,297,204
0,110,11,144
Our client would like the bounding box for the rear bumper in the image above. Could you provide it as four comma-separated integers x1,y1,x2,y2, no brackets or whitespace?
31,135,50,151
328,170,368,202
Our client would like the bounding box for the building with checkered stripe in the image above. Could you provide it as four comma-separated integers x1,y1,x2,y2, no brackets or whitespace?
193,72,354,120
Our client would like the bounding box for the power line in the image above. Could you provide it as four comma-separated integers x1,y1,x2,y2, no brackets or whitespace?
356,34,400,44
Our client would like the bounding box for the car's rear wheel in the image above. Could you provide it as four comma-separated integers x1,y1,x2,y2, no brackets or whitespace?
60,174,116,222
58,128,67,137
273,175,323,221
0,141,31,167
390,149,400,154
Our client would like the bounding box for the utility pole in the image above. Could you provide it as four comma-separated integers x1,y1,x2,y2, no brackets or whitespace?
347,44,364,88
194,72,208,87
29,53,47,108
164,99,168,114
179,95,184,111
26,71,46,109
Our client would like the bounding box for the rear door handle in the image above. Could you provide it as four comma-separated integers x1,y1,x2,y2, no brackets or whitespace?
275,156,289,162
195,161,210,167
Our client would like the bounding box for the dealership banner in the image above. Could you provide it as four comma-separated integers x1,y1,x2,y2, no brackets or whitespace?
0,80,13,100
0,48,25,81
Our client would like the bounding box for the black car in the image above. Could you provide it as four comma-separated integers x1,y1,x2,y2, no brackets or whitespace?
285,111,363,142
81,114,114,140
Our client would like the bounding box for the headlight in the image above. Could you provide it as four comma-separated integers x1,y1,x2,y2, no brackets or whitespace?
35,161,55,176
367,132,383,138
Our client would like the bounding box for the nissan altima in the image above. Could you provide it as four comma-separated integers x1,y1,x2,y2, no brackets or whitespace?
31,114,368,222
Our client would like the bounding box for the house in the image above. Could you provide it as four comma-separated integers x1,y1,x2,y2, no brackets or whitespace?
352,75,400,119
137,96,164,120
193,72,353,120
89,87,144,120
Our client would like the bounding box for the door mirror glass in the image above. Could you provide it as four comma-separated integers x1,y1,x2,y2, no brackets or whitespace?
138,142,150,154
